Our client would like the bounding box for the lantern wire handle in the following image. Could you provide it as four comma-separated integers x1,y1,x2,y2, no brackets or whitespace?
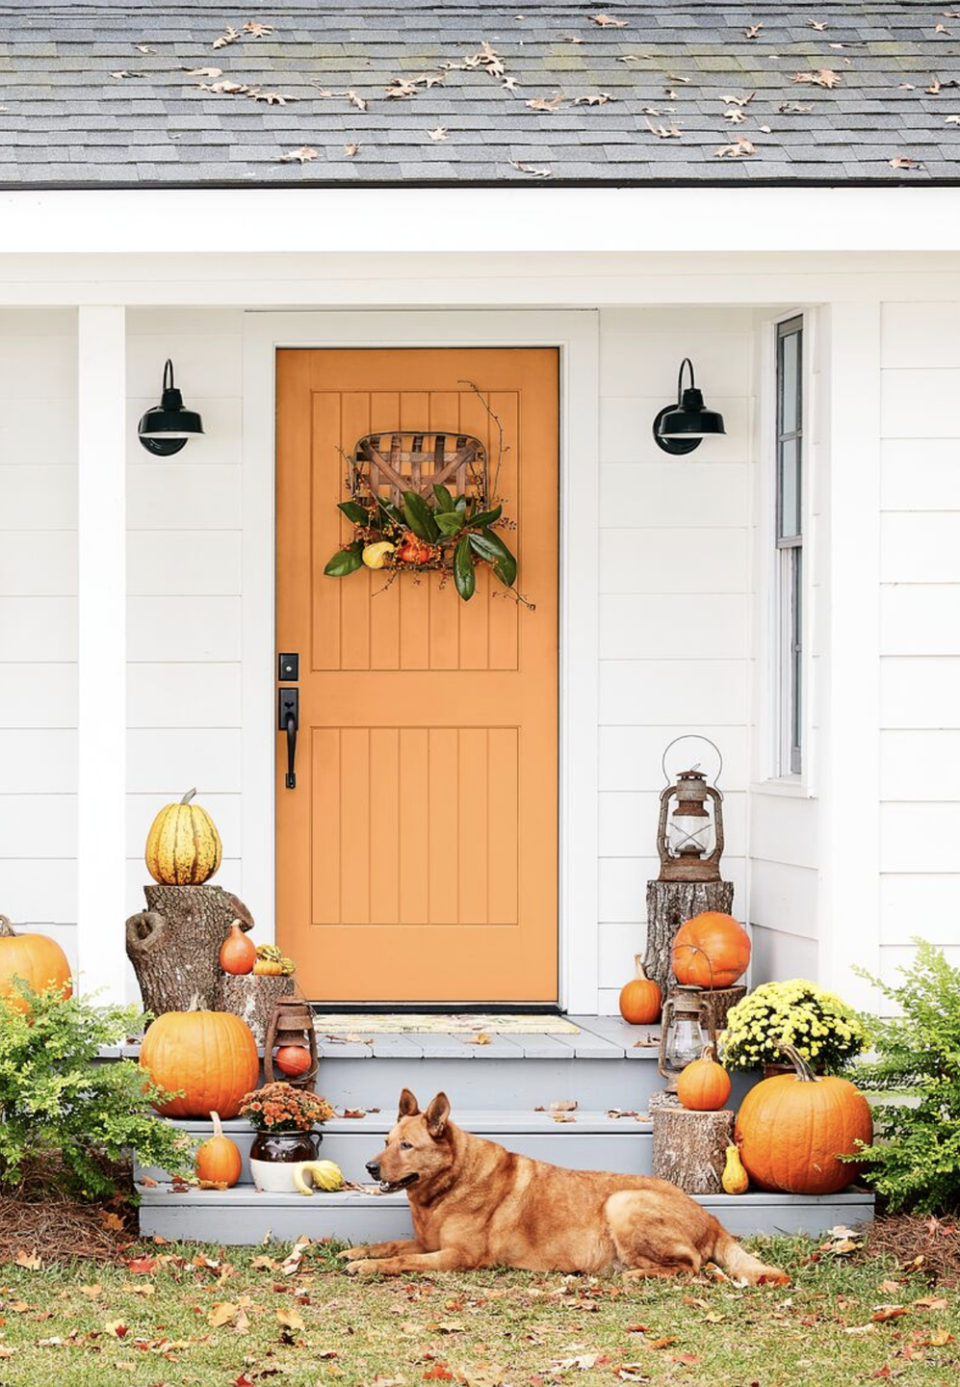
661,735,723,794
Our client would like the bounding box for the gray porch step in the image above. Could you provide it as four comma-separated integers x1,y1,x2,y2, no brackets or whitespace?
137,1182,875,1246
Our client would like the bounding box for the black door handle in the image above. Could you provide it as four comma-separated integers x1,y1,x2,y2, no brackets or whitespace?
279,689,299,789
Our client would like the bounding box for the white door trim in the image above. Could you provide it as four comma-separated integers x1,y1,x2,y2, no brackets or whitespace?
241,310,600,1013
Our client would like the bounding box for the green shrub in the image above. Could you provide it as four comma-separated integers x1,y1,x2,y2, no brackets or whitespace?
849,940,960,1214
0,983,194,1200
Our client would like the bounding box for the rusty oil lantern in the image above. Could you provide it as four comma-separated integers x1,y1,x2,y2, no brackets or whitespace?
657,985,718,1092
656,737,725,882
264,998,319,1090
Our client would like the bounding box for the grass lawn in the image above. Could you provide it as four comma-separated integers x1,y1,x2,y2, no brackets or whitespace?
0,1231,957,1387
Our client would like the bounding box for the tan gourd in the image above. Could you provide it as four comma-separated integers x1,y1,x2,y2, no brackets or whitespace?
722,1144,750,1195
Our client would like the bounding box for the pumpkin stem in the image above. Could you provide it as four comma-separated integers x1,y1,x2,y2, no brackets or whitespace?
634,954,649,980
776,1040,819,1083
180,788,198,805
210,1111,224,1140
700,1042,718,1062
0,914,16,938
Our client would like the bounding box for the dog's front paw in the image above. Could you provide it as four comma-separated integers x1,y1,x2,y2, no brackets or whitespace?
343,1257,380,1277
338,1247,368,1262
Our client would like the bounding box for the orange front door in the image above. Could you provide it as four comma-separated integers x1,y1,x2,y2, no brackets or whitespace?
275,348,558,1003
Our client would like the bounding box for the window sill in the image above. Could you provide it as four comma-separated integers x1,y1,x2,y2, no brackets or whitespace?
750,777,815,800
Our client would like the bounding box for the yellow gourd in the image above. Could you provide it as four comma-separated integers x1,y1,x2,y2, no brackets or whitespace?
722,1144,750,1195
294,1160,345,1194
362,541,396,570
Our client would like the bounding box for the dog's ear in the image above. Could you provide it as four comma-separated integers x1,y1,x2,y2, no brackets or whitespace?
424,1092,451,1139
398,1088,420,1119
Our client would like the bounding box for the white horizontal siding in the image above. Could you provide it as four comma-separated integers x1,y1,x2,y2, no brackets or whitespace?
599,725,750,793
127,531,241,596
881,440,960,510
879,944,960,987
601,659,749,726
599,790,746,859
600,462,749,528
882,585,960,655
127,596,242,662
600,595,749,660
127,728,242,795
750,923,818,983
126,792,242,862
880,874,960,946
600,527,749,595
127,662,242,728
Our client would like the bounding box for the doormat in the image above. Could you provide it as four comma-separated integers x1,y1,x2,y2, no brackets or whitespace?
311,1013,581,1035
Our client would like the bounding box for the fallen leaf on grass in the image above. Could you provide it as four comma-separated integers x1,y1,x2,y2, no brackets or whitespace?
616,1368,649,1382
0,1347,16,1359
15,1249,42,1270
277,1307,306,1331
80,1284,103,1299
281,1238,312,1275
913,1295,950,1310
209,1302,239,1328
104,1319,128,1338
423,1365,455,1381
670,1353,700,1365
872,1305,908,1322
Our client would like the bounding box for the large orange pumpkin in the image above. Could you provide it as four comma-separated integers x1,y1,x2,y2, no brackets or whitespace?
734,1043,873,1196
618,954,662,1025
139,1010,259,1120
672,911,751,990
0,915,72,1013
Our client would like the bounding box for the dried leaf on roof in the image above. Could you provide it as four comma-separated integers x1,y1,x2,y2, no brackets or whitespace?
428,126,449,141
745,24,764,39
243,21,275,40
721,92,754,107
810,19,829,31
526,94,565,112
794,69,842,88
591,13,628,27
249,90,298,106
715,136,756,158
724,108,749,123
647,120,682,139
889,156,923,169
573,92,614,106
344,143,360,158
185,67,223,79
346,91,368,112
509,159,552,177
278,146,318,164
211,25,242,50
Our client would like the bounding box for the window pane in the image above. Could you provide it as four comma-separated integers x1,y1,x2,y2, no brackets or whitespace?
779,437,801,539
791,548,803,773
779,330,800,435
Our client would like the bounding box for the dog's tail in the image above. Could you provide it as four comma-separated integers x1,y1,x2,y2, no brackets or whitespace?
711,1228,790,1286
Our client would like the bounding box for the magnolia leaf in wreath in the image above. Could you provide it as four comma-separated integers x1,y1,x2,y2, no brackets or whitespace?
454,535,476,600
433,483,456,512
324,546,364,577
454,495,469,517
469,529,517,587
435,511,465,537
468,503,503,529
377,498,404,528
338,500,369,525
402,490,440,542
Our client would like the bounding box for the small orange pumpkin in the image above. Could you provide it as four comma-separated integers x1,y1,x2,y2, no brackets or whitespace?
395,531,435,565
219,920,256,975
618,954,662,1025
0,915,72,1013
195,1111,243,1187
676,1044,732,1112
734,1042,874,1196
275,1045,312,1077
672,911,751,990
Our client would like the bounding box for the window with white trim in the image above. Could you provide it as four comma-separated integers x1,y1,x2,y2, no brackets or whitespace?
776,316,803,776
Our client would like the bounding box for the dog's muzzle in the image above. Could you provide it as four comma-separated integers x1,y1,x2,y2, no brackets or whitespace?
365,1160,419,1193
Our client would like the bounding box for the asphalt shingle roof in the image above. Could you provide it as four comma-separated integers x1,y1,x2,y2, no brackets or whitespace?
1,1,959,185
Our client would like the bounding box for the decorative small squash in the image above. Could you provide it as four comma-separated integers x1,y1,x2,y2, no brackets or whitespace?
395,531,435,565
618,954,662,1025
672,911,751,990
219,920,256,975
734,1042,874,1196
145,788,222,886
294,1159,345,1195
722,1144,750,1195
253,958,284,976
676,1044,732,1112
139,1009,259,1120
0,915,72,1013
195,1111,242,1187
275,1045,312,1077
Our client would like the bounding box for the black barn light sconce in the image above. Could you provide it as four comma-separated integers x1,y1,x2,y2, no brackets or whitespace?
652,358,726,455
138,359,204,456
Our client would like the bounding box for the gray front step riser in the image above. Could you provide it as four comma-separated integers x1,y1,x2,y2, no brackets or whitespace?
139,1129,656,1185
137,1190,875,1246
304,1059,758,1111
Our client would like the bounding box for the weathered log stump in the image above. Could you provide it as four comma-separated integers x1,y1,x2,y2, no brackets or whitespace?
126,884,254,1016
644,879,735,997
220,973,295,1046
651,1103,734,1194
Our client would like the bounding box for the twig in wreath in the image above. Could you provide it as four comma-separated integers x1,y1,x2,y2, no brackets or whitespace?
458,378,509,499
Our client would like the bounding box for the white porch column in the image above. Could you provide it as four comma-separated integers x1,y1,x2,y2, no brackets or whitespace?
816,301,883,1009
77,306,127,1002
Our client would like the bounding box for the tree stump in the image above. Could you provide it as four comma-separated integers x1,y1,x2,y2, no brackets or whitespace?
644,880,735,997
652,1105,734,1194
126,884,254,1017
220,973,295,1046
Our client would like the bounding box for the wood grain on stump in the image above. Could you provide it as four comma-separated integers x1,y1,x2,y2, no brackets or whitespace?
651,1104,734,1194
126,884,254,1017
644,879,735,997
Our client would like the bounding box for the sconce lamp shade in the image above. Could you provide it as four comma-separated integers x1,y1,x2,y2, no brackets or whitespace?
653,358,725,455
138,359,204,456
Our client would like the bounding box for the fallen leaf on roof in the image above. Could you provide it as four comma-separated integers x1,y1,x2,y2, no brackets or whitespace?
243,20,274,39
898,82,916,90
347,90,368,112
574,92,614,105
620,53,653,63
509,160,553,177
464,1032,492,1045
199,79,249,95
642,105,661,115
428,126,449,140
559,33,585,44
935,23,951,34
135,45,156,54
550,1099,578,1112
387,78,422,99
212,25,242,49
591,13,628,26
278,146,318,163
889,156,923,170
725,108,749,123
186,66,223,78
721,91,755,106
110,71,144,80
526,94,565,112
668,73,692,84
249,90,298,105
829,42,847,49
647,119,682,138
664,88,681,101
946,114,960,124
927,77,944,94
715,136,756,158
758,124,772,132
779,101,814,113
794,69,842,88
810,19,829,31
746,24,764,39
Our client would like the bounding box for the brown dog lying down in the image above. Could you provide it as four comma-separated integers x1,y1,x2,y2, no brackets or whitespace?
341,1090,788,1284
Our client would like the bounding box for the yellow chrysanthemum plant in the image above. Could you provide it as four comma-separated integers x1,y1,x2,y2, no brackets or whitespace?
719,979,868,1074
